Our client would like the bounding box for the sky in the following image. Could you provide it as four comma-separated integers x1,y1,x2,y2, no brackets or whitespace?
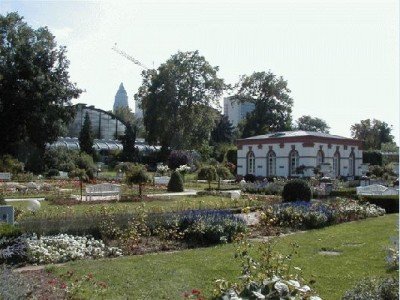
1,0,399,142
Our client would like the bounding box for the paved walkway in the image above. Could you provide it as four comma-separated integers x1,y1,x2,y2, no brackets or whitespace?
5,197,45,202
146,189,198,197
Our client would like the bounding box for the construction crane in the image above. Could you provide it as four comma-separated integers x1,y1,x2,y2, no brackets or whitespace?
112,44,149,70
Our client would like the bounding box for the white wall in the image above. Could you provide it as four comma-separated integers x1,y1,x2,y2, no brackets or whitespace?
237,141,363,178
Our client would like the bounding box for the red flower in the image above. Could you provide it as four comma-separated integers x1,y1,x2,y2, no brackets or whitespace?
192,289,201,295
60,283,67,289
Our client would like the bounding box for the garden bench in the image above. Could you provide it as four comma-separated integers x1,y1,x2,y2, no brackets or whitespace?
85,183,121,201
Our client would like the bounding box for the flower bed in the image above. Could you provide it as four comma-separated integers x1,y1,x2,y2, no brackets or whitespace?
260,198,385,231
0,234,122,265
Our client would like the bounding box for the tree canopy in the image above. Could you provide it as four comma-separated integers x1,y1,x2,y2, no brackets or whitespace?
135,50,225,150
350,119,394,150
0,12,81,156
295,115,330,133
210,114,235,145
233,71,293,138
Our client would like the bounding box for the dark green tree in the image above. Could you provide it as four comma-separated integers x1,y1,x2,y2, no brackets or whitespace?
120,122,137,162
350,119,394,150
79,112,94,155
135,50,225,150
295,115,330,133
210,115,235,145
233,71,293,138
0,12,81,157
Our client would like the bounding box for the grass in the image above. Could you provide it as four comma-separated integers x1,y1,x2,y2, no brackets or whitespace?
50,214,398,300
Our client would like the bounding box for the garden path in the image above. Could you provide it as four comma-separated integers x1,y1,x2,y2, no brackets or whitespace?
5,197,45,202
146,189,197,197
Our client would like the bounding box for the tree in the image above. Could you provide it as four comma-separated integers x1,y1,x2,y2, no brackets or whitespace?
125,164,151,197
79,112,94,155
120,122,137,162
135,50,225,150
210,115,235,145
350,119,394,150
0,12,81,157
113,107,144,138
233,71,293,138
295,115,330,133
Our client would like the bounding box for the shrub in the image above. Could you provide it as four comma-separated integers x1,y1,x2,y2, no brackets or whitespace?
46,168,60,178
330,188,358,199
0,223,22,238
282,179,311,202
244,173,256,183
226,149,237,165
197,166,217,189
360,195,399,213
74,152,96,179
0,155,24,174
43,148,77,172
167,171,184,192
0,194,6,205
342,277,399,300
167,150,189,170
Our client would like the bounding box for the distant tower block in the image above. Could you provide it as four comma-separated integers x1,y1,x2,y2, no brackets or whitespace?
113,83,129,112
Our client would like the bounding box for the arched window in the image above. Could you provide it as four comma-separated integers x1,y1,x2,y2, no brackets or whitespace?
348,151,355,176
266,151,276,177
289,150,299,176
316,150,324,166
333,151,340,177
247,151,255,175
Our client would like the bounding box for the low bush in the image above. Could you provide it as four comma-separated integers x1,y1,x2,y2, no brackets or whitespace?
241,181,284,195
244,173,256,183
0,223,22,238
330,188,357,198
360,195,399,213
167,171,184,192
46,168,60,178
342,277,398,300
260,199,385,231
147,210,247,246
282,179,311,202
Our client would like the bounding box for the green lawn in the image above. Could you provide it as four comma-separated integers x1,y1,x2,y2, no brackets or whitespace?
50,214,398,300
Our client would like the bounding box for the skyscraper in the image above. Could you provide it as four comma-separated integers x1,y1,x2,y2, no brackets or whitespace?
113,83,129,112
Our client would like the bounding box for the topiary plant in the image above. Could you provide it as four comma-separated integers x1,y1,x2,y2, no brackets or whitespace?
167,171,184,192
282,179,311,202
125,164,152,197
197,166,217,190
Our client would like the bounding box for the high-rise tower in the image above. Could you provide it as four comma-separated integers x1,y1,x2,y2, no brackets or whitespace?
113,83,129,112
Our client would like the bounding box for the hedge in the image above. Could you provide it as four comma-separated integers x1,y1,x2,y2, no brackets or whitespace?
360,195,399,214
330,188,358,198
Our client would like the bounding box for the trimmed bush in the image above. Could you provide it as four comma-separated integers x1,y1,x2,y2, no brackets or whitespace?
330,188,358,199
282,179,311,202
360,195,399,213
167,171,184,192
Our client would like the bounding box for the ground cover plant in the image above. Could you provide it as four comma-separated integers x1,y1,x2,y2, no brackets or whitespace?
40,214,398,299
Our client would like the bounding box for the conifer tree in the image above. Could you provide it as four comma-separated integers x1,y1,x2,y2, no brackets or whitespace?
79,112,94,155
